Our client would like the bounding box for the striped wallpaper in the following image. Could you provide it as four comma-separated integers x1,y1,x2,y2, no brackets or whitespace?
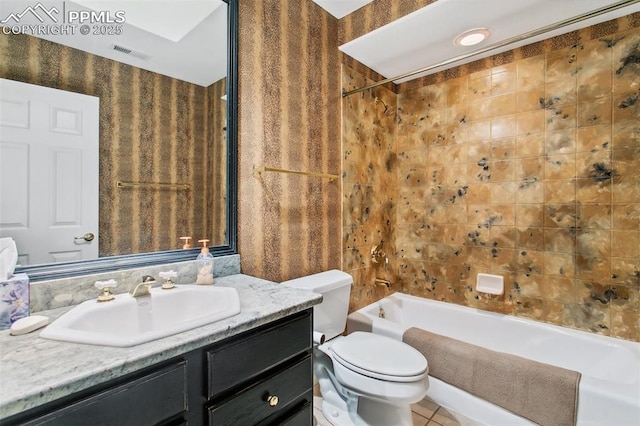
0,32,227,257
237,0,341,282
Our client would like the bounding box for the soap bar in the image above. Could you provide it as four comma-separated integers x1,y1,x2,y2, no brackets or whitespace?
10,315,49,336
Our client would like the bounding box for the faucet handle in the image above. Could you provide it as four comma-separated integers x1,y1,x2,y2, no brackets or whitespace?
95,279,117,302
159,270,177,280
371,243,387,264
159,270,177,290
95,279,117,290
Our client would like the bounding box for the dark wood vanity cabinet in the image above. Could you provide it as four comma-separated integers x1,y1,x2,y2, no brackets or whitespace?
206,309,313,425
15,362,189,426
3,309,313,426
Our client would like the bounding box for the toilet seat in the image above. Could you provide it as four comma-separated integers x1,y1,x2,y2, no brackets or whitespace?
330,332,428,382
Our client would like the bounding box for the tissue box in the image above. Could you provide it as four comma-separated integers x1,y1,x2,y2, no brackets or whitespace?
0,273,30,330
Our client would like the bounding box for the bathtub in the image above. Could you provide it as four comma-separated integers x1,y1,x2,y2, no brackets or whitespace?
347,293,640,426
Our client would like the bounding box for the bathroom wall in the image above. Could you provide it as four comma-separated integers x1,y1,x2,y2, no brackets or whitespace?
342,15,640,342
208,80,228,248
0,32,227,256
237,0,341,282
342,67,399,312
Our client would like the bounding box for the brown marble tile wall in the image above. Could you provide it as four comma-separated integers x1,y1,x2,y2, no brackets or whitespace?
340,53,397,93
342,66,398,311
0,32,227,257
343,19,640,342
237,0,341,282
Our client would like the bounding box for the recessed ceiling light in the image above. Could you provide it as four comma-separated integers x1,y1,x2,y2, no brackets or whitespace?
454,28,491,46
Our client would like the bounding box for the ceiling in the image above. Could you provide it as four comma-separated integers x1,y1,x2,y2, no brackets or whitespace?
311,0,374,18
74,0,222,43
0,0,228,87
3,0,638,88
338,0,640,84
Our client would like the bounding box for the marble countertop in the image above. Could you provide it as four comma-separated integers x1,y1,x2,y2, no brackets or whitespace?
0,274,321,420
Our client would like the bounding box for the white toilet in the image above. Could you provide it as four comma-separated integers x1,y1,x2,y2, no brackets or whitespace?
282,270,428,426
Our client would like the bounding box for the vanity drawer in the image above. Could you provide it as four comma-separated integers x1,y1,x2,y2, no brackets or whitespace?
264,400,312,426
206,310,311,398
21,361,187,426
207,355,312,425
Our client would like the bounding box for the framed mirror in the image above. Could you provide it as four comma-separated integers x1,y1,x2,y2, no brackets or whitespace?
0,0,238,281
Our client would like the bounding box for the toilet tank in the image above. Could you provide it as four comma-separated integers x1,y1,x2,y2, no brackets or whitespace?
281,270,352,340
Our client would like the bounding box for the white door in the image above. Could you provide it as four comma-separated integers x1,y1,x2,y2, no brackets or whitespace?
0,78,99,266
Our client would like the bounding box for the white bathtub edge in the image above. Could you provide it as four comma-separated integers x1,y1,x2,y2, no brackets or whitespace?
348,292,640,426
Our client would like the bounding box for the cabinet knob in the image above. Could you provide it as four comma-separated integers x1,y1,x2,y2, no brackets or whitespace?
266,395,279,407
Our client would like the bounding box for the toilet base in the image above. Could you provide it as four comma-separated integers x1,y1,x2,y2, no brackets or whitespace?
357,397,413,426
314,341,426,426
320,394,413,426
320,397,352,426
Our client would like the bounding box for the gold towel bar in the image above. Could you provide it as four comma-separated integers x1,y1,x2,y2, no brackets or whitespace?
116,181,191,190
253,166,340,181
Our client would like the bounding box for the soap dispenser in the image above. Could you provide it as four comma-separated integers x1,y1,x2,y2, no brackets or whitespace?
196,239,214,285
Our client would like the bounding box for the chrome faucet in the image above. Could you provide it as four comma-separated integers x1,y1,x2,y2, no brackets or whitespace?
130,275,157,298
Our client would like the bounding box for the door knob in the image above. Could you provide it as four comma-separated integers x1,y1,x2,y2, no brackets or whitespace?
74,232,95,242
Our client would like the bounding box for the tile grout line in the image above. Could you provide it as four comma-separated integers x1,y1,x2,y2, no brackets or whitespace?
428,406,444,426
412,402,445,425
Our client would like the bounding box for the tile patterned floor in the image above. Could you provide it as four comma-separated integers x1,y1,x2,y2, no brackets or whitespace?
411,398,474,426
313,395,480,426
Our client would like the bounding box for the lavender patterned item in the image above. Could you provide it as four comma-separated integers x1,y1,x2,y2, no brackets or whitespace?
0,273,29,330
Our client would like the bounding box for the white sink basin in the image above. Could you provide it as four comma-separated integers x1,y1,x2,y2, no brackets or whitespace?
40,285,241,347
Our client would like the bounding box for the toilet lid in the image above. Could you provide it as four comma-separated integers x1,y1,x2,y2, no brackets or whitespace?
330,332,427,382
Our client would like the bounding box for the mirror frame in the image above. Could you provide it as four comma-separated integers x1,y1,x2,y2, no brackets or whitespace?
14,0,239,282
